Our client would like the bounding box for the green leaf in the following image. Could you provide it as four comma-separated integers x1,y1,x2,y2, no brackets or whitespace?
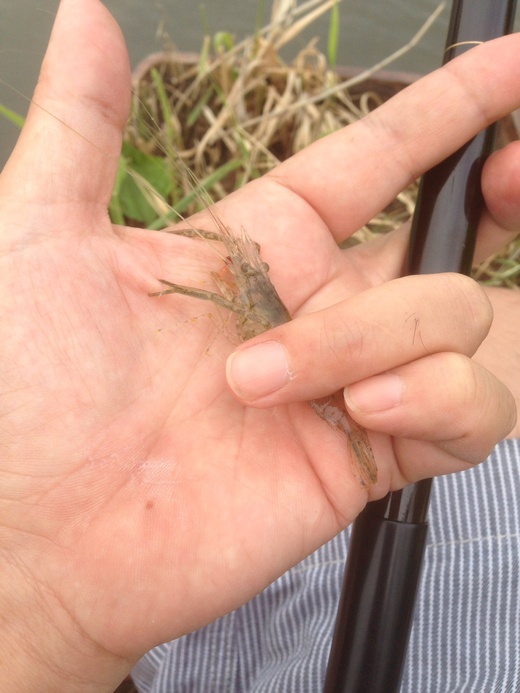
108,156,129,225
117,141,173,225
214,31,234,53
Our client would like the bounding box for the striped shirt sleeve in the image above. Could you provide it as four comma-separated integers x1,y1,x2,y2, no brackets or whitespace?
132,439,520,693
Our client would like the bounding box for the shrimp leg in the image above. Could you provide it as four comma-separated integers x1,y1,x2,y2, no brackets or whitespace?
149,279,268,327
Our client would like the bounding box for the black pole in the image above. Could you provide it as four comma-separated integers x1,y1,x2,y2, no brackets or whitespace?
323,2,517,692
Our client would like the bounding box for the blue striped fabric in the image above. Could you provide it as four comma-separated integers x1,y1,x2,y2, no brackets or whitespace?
132,439,520,692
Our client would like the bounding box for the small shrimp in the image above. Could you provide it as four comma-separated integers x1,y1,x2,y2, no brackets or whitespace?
151,213,377,487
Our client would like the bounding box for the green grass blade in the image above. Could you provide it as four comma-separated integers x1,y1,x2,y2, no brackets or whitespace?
327,0,340,70
150,67,177,150
148,158,245,229
0,102,25,129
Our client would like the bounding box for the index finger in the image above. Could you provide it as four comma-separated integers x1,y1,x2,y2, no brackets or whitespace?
270,35,520,242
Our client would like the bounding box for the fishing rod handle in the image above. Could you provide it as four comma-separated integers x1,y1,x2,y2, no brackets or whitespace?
323,1,517,691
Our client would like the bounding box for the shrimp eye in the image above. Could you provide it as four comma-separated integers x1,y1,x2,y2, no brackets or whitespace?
241,262,255,275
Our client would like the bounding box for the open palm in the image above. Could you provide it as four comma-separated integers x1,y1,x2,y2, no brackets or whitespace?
0,0,518,678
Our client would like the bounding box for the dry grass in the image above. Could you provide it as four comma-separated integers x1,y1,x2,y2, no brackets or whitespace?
120,0,518,286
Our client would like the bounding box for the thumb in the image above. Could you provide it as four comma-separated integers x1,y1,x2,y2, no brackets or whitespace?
1,0,131,217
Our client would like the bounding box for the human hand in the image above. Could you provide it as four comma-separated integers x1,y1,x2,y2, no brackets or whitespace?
475,286,520,438
0,0,518,690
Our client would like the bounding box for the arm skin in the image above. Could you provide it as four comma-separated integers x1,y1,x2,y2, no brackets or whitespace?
0,0,518,690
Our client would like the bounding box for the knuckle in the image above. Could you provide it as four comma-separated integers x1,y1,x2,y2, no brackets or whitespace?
439,353,514,447
443,352,480,405
319,310,368,379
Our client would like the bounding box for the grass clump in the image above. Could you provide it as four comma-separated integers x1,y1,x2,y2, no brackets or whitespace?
120,0,517,286
123,0,368,222
1,0,517,285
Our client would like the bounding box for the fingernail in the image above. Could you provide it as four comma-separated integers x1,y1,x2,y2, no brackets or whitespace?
345,373,403,413
226,341,293,400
